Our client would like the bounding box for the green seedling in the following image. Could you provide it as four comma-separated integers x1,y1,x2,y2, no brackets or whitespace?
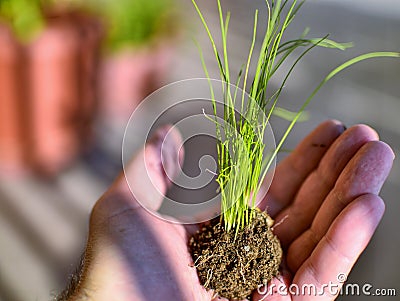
192,0,399,234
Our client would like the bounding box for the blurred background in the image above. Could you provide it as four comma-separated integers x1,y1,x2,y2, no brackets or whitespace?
0,0,399,300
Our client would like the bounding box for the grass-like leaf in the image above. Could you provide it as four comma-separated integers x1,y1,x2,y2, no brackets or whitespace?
191,0,400,233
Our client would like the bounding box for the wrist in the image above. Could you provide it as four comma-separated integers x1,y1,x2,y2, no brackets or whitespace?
60,242,142,301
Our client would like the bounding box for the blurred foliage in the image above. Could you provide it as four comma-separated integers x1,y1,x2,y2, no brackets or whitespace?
0,0,182,49
86,0,181,52
0,0,45,42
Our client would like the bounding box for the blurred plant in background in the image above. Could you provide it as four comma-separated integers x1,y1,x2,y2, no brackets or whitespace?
90,0,182,125
97,0,180,52
0,0,45,42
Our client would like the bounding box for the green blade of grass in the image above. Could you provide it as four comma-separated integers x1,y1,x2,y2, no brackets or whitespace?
191,0,400,233
258,51,400,192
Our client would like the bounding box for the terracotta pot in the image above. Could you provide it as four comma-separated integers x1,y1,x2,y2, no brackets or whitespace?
0,12,102,177
28,20,82,175
98,44,174,125
0,24,27,175
74,14,103,142
28,12,103,175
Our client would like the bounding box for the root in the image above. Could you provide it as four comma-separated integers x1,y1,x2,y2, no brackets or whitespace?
204,268,213,287
271,215,289,231
194,254,223,268
237,250,246,283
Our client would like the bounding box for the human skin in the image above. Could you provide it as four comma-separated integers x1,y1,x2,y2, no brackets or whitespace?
61,120,394,301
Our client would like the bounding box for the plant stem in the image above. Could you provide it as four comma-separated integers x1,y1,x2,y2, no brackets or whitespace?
192,0,400,232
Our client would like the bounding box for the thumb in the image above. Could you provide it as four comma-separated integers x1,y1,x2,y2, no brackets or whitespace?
97,125,184,220
127,124,184,211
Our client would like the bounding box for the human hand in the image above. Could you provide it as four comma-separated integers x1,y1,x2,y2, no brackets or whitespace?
60,120,394,301
255,120,394,300
60,125,215,301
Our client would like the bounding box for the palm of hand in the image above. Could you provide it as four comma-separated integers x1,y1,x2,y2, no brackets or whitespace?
78,121,393,301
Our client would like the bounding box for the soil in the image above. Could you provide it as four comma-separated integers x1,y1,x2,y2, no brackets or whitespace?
189,209,282,300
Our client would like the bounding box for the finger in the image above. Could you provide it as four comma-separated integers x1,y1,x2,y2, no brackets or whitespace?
292,194,385,301
120,124,183,210
287,141,394,272
274,125,379,248
259,120,345,217
95,125,184,221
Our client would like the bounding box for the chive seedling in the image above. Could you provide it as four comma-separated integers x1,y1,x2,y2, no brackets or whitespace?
192,0,399,234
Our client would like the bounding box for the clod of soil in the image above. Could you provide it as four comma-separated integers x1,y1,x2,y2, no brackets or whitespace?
189,209,282,300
